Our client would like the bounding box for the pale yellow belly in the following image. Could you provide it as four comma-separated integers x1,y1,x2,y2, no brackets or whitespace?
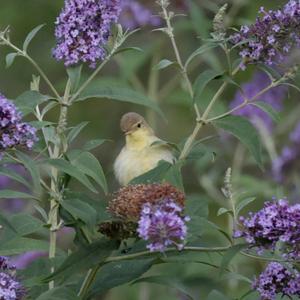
114,147,174,186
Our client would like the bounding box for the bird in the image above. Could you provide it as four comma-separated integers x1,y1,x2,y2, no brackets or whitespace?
114,112,174,186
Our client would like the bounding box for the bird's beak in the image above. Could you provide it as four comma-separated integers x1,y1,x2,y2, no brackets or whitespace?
124,130,132,136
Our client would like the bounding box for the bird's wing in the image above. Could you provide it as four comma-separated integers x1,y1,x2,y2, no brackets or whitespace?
150,138,179,153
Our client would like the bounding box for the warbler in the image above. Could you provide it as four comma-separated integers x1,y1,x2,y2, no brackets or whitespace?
114,112,174,186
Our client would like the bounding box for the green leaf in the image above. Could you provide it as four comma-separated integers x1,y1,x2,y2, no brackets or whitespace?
60,198,98,227
45,239,118,281
15,91,53,116
193,69,224,104
44,159,97,193
88,259,154,298
217,207,232,217
0,190,34,199
189,0,210,38
36,287,80,300
114,47,143,55
67,65,82,92
0,165,30,188
23,24,45,52
15,151,41,195
67,150,108,194
75,84,163,117
83,139,109,151
185,195,209,218
214,115,263,167
133,276,194,300
185,43,218,69
153,59,175,70
236,197,256,216
0,213,17,233
251,101,280,123
9,213,45,236
67,122,89,144
6,53,18,68
220,244,247,276
206,290,231,300
0,237,48,255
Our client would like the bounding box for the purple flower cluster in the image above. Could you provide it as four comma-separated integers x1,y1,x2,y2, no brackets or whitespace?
137,199,189,252
119,0,160,30
53,0,121,68
0,94,37,157
235,199,300,259
272,121,300,182
230,0,300,66
230,72,286,131
0,256,25,300
253,262,300,300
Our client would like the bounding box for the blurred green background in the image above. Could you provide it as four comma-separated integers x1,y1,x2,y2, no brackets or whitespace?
0,0,298,299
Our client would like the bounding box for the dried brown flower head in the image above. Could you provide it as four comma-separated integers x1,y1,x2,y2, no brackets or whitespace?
108,183,185,221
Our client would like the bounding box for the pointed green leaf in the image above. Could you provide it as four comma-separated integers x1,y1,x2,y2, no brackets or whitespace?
193,69,224,103
45,159,97,193
67,65,82,92
67,122,89,144
67,150,108,194
15,151,41,195
83,139,109,151
23,24,45,52
0,237,49,255
6,53,18,68
75,85,163,117
236,197,256,216
214,115,263,167
251,101,280,123
0,166,30,188
185,43,218,69
36,287,80,300
153,59,175,70
89,259,154,298
0,190,34,199
45,239,118,281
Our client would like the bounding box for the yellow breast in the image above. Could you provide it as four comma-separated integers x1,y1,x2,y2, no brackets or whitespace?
114,129,174,185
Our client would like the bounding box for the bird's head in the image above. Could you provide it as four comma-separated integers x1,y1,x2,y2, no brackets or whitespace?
120,112,154,145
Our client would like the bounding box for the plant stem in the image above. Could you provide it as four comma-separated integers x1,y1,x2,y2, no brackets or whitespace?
0,36,61,99
48,79,71,289
160,2,201,120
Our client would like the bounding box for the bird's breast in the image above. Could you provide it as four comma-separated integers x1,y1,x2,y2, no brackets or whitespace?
114,145,174,186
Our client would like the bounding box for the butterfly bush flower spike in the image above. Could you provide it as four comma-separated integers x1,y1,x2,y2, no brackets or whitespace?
231,0,300,67
0,256,25,300
253,262,300,300
235,199,300,259
53,0,122,68
0,94,37,158
137,199,189,252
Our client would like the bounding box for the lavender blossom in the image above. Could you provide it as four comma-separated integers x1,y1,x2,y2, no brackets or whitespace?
230,0,300,66
0,256,25,300
253,262,300,300
119,0,160,30
53,0,121,68
230,72,286,131
272,121,300,182
235,199,300,259
137,199,189,252
0,94,37,157
11,251,47,270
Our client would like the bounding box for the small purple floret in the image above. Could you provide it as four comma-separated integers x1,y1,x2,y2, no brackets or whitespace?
235,199,300,259
137,199,189,252
0,94,37,157
53,0,121,68
253,262,300,300
230,0,300,66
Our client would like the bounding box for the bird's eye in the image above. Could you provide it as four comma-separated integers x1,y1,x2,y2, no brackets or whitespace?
137,123,142,128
